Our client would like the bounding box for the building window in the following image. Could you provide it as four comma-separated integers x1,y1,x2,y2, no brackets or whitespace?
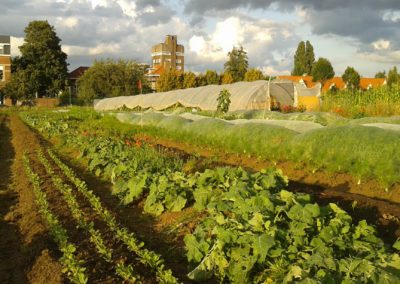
176,59,182,64
153,58,161,64
0,45,3,55
0,66,4,81
176,66,182,70
151,51,171,56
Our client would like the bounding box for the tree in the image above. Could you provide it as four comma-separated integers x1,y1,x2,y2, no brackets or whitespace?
183,72,197,88
221,72,234,84
305,41,315,75
375,71,386,79
342,66,360,91
18,20,68,97
311,57,335,85
196,73,207,87
387,66,399,87
292,41,315,76
77,59,149,104
205,70,220,85
244,68,264,81
2,69,37,105
224,46,248,82
156,70,182,92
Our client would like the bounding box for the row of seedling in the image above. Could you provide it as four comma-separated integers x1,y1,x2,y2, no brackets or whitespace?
46,149,180,284
37,149,139,282
23,154,88,284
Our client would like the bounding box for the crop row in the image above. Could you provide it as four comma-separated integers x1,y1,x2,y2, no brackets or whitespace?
22,155,88,284
46,149,179,283
37,149,139,282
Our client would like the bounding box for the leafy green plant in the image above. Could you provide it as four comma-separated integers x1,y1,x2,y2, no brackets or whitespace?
217,89,231,114
185,169,400,283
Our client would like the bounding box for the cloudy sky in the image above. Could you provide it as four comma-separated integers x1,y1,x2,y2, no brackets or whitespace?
1,0,399,77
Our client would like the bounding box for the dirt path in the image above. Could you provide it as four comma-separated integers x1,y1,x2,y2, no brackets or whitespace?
0,114,63,284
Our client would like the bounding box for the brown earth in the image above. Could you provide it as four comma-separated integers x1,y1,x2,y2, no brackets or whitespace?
0,114,63,284
2,114,194,283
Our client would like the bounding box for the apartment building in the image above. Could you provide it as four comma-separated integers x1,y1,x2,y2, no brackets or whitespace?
146,35,184,90
0,35,11,104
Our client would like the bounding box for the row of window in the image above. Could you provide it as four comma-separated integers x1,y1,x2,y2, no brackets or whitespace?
153,58,183,64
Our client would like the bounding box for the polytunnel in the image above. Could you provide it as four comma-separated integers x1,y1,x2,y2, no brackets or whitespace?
94,80,308,112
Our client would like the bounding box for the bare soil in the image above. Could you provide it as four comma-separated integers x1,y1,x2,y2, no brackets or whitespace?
2,114,195,283
0,114,63,284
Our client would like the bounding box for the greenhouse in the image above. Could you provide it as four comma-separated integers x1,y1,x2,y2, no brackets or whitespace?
94,80,321,111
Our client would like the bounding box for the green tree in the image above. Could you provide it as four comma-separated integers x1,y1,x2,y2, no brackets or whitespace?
292,41,315,76
183,72,197,88
78,59,148,104
2,69,38,105
221,72,234,84
305,41,315,75
196,73,207,87
375,70,386,79
342,66,360,91
156,70,181,92
205,70,220,85
224,46,248,82
18,20,68,97
311,57,335,85
244,68,264,81
292,41,306,76
387,66,399,87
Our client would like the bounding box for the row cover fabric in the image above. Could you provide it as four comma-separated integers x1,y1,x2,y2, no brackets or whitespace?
94,80,320,112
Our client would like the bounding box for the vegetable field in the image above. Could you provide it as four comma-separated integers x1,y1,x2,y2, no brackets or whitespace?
1,108,400,283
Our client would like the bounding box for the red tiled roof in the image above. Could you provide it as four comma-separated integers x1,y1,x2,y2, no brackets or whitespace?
360,78,386,90
68,66,89,80
322,77,386,92
145,66,165,77
277,75,317,88
322,77,346,92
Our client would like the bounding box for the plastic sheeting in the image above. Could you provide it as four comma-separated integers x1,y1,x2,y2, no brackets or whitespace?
94,80,320,112
95,80,269,111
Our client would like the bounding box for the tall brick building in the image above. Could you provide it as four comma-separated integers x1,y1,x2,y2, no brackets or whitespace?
146,35,184,90
0,35,11,89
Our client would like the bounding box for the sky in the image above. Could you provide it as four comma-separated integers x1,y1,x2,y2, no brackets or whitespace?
1,0,399,77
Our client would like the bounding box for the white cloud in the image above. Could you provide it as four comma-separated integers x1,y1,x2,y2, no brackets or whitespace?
63,17,79,28
88,42,121,55
372,39,391,50
10,36,24,56
187,17,283,64
189,35,206,54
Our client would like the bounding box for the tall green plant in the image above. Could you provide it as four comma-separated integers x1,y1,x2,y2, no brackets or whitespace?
217,89,231,114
